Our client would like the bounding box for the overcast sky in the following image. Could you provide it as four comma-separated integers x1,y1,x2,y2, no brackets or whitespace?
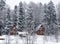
6,0,60,9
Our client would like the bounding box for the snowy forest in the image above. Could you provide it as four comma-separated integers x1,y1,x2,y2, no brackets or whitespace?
0,0,60,44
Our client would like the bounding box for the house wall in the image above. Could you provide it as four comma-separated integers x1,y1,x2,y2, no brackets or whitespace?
36,25,45,35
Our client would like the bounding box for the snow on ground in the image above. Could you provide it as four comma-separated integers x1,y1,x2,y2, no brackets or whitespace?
34,35,58,44
0,35,7,44
0,35,60,44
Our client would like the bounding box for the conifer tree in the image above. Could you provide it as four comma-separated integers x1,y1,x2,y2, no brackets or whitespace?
5,8,12,34
18,2,25,31
26,5,34,35
13,5,17,26
44,1,57,35
0,0,6,35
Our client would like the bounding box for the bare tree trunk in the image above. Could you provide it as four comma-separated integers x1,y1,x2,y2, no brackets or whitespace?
55,31,59,42
16,35,18,44
8,35,10,44
6,35,8,44
32,34,35,44
27,35,29,44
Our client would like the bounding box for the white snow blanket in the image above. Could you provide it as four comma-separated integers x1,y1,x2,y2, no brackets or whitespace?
0,35,60,44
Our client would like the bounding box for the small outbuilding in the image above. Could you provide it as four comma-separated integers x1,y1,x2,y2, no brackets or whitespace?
36,25,45,35
10,25,17,35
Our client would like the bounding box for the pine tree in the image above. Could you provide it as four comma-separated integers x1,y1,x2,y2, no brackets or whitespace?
57,3,60,35
26,5,35,44
44,1,57,35
5,8,13,34
13,5,17,26
18,2,25,31
38,3,44,23
0,0,5,10
57,3,60,23
0,0,6,35
34,2,44,28
26,5,34,35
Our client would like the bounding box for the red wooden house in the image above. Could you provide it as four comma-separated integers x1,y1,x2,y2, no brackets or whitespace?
10,25,17,35
36,25,45,35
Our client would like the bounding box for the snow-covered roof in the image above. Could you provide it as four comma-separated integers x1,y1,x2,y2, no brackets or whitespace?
36,24,42,31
